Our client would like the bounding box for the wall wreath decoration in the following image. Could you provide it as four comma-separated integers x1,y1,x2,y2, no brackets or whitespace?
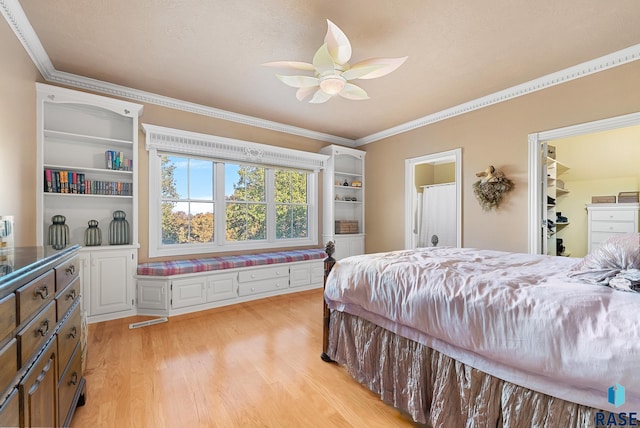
472,165,514,211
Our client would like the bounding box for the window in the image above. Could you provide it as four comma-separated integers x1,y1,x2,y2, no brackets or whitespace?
275,169,308,239
145,124,325,257
225,163,267,242
160,155,215,245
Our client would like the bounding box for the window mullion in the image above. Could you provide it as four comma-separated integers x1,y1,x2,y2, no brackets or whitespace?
266,168,276,242
216,162,226,246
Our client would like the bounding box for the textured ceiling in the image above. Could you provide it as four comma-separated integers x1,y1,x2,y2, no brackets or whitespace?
17,0,640,140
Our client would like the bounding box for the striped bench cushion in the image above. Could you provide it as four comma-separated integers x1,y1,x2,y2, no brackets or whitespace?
137,248,327,276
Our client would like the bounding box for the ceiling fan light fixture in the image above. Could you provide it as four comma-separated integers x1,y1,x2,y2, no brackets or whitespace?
264,19,406,103
319,75,346,95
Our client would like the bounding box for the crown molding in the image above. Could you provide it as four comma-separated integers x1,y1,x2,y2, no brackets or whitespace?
355,43,640,146
1,0,55,79
3,0,639,149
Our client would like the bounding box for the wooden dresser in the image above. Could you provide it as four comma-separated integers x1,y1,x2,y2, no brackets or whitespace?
0,245,85,427
587,203,640,252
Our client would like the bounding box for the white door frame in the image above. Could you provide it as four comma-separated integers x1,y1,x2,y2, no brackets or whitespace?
527,111,640,254
404,148,462,249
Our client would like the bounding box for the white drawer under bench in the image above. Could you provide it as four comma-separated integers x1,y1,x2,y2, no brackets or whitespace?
136,255,325,317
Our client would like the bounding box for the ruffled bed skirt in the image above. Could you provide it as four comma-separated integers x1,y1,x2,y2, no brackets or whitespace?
327,310,605,427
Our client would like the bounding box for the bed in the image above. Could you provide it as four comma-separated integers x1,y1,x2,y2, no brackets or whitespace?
321,235,640,427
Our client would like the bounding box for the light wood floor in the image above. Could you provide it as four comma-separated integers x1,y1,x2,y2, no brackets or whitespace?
71,289,418,427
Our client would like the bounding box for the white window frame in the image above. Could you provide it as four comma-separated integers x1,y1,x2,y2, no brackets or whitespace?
144,124,328,257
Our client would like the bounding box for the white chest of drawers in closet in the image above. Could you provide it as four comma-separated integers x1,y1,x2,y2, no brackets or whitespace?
587,203,640,252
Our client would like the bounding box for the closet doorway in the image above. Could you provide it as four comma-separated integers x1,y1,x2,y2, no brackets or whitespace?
527,111,640,255
404,149,462,249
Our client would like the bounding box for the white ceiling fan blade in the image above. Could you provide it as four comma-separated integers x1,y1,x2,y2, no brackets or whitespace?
338,83,369,100
296,86,319,101
312,44,336,74
309,89,333,103
325,19,352,65
276,75,319,88
348,57,408,80
340,64,385,81
262,61,315,71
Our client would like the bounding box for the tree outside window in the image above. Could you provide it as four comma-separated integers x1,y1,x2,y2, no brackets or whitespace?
275,169,308,239
161,155,214,244
160,154,312,249
225,163,266,241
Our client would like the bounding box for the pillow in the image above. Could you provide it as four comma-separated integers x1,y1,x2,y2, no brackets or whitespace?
568,233,640,292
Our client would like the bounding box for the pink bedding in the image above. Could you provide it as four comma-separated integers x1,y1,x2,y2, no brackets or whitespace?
323,247,640,413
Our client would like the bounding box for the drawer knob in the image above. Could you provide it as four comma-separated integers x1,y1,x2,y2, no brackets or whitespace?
68,372,78,386
66,265,76,275
37,319,49,337
251,274,255,279
68,326,78,339
35,285,49,300
66,289,77,300
251,287,255,292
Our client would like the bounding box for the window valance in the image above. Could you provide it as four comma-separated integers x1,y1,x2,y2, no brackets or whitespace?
142,123,328,171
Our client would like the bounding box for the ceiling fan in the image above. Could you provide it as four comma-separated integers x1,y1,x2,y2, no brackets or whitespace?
263,19,408,103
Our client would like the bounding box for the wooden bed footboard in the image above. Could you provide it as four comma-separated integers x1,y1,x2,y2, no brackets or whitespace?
321,241,336,362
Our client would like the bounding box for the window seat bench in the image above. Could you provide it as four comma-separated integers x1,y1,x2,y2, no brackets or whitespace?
136,248,327,317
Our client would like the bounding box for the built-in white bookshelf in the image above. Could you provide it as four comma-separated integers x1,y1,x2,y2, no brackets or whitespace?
36,83,144,323
319,145,366,260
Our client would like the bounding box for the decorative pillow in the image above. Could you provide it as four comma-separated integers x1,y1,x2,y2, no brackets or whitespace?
568,233,640,292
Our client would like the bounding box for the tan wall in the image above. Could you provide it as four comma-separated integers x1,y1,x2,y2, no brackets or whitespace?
552,126,640,257
414,162,455,193
0,19,43,246
434,163,455,184
414,163,434,192
362,60,640,254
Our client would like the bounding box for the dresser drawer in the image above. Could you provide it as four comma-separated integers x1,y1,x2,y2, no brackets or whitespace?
20,337,57,428
55,255,80,292
591,210,637,222
0,338,17,395
591,221,636,233
56,276,81,321
57,303,81,379
238,277,287,296
238,265,288,283
58,343,82,428
0,388,19,428
16,270,55,325
17,301,56,368
0,293,16,342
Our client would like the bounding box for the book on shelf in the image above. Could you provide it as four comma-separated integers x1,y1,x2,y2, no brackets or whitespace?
44,169,52,192
60,171,68,193
43,168,132,196
105,150,133,172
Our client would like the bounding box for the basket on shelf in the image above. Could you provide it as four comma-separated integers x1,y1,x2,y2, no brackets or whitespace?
335,220,359,234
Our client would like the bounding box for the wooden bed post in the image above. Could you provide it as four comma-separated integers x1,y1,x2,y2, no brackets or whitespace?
321,241,336,362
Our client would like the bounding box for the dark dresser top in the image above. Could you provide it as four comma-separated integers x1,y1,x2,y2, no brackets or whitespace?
0,245,81,298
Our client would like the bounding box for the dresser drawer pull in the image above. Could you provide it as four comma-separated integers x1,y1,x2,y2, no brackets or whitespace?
37,319,50,337
65,265,76,275
35,285,49,300
68,326,78,339
66,289,77,300
68,371,78,386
